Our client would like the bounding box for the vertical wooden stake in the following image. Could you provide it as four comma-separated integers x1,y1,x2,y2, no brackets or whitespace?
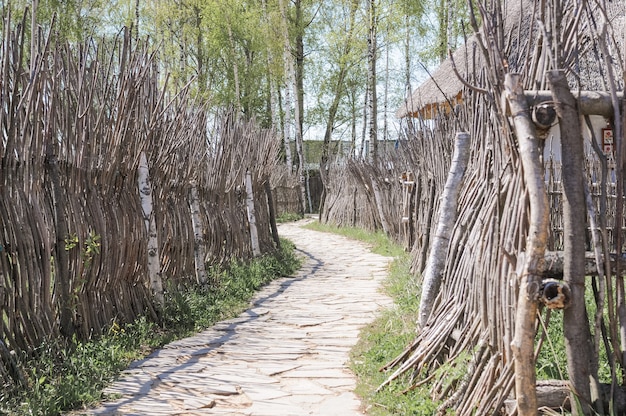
548,69,596,414
189,182,208,285
418,131,470,329
505,73,549,416
138,152,164,308
245,170,261,257
264,177,281,250
371,177,392,235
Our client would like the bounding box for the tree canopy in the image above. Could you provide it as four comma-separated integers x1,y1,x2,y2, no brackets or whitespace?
2,0,456,148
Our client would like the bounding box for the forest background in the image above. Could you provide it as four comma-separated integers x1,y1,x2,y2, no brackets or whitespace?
2,0,466,162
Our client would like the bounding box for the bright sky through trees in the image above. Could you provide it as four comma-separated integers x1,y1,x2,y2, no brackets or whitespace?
2,0,459,149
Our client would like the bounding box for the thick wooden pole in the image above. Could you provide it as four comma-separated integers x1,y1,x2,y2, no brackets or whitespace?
522,90,623,117
418,131,470,329
548,70,596,414
245,170,261,257
264,177,281,250
138,152,164,308
189,182,208,285
505,73,549,416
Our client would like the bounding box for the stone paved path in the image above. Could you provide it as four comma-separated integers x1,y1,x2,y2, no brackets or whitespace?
85,219,393,415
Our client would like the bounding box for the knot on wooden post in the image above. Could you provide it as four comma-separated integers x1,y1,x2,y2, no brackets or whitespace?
532,102,556,130
540,279,571,309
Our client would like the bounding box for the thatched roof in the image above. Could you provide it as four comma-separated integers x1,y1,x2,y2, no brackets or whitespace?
394,42,475,119
396,0,624,119
397,1,528,119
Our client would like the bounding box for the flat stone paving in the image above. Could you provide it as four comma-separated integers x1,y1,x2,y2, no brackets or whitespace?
85,219,393,415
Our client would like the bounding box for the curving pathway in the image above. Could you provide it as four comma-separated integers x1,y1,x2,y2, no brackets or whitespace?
85,219,393,415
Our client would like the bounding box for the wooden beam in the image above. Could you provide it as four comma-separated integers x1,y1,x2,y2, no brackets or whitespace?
518,251,626,277
519,91,624,117
503,380,626,415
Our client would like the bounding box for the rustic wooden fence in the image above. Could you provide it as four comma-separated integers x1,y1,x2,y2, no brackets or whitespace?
321,0,626,413
0,24,287,392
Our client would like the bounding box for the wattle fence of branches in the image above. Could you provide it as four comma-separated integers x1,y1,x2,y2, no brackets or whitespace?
321,0,625,414
0,23,287,391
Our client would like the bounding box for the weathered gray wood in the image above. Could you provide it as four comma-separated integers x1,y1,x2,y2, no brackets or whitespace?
189,182,208,285
536,251,626,277
138,151,164,308
503,380,626,415
264,178,281,250
418,131,471,329
245,170,261,257
505,73,549,416
522,90,624,117
549,69,595,414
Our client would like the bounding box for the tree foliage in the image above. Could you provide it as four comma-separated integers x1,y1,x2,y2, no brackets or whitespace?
1,0,464,145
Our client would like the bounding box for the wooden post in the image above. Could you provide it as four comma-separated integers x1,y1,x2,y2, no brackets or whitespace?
189,181,208,285
245,170,261,257
504,73,549,416
418,131,470,329
264,176,281,250
138,152,164,308
47,143,75,338
522,90,624,117
548,69,596,414
371,177,392,235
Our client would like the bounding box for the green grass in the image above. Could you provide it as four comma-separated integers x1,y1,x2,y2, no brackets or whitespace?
0,238,301,416
303,222,405,258
305,221,439,415
351,255,440,415
536,279,613,383
276,212,304,223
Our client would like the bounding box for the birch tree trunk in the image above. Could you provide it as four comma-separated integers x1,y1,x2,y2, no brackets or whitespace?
404,13,412,102
548,70,596,415
277,0,307,214
189,182,208,286
505,73,549,416
418,131,470,329
360,83,369,158
278,0,294,172
261,0,279,130
319,0,358,216
227,20,242,114
622,23,626,380
293,0,307,214
367,0,378,164
245,170,261,257
138,152,164,308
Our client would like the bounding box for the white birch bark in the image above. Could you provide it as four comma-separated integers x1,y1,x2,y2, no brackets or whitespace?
278,0,294,172
505,73,549,416
227,21,241,114
261,0,278,129
367,0,378,163
189,182,208,285
278,0,306,212
138,151,164,307
418,131,470,329
245,170,261,257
